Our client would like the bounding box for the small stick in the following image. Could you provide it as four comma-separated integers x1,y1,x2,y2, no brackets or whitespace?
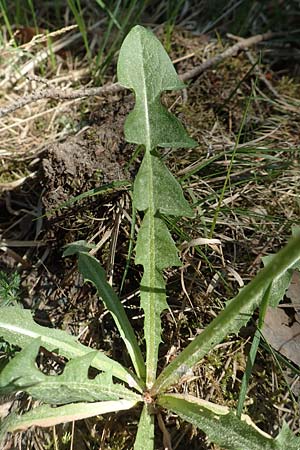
0,83,122,118
180,31,275,82
0,31,280,119
157,412,173,450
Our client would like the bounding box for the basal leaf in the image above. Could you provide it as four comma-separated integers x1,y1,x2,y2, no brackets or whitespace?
0,399,137,438
118,25,196,388
158,394,291,450
64,246,146,382
78,251,146,381
134,152,194,217
117,25,196,150
0,339,141,404
0,307,140,391
133,404,155,450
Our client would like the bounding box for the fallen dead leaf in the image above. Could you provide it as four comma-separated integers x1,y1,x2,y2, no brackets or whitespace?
262,306,300,367
286,270,300,315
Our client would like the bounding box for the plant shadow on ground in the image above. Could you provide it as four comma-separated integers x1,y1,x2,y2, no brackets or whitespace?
0,6,300,450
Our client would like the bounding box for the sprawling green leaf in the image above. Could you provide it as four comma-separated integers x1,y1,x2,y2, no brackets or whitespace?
152,234,300,394
158,394,300,450
0,399,137,439
118,25,196,387
117,25,195,150
0,307,141,391
0,339,141,404
133,404,155,450
64,244,146,382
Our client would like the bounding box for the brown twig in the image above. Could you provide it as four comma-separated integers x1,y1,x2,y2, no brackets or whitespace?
157,412,173,450
0,31,279,119
180,30,275,82
0,83,122,118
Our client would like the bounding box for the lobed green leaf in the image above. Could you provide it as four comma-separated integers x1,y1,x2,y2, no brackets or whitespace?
0,339,141,404
138,263,167,387
117,25,196,150
135,212,181,270
0,307,140,391
118,25,196,388
262,254,300,307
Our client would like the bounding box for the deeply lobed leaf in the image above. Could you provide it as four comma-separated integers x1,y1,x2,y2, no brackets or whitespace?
117,25,195,150
0,339,141,404
118,25,196,387
0,307,140,390
135,213,181,270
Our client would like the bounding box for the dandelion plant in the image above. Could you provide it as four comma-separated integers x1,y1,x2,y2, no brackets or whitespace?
0,25,300,450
